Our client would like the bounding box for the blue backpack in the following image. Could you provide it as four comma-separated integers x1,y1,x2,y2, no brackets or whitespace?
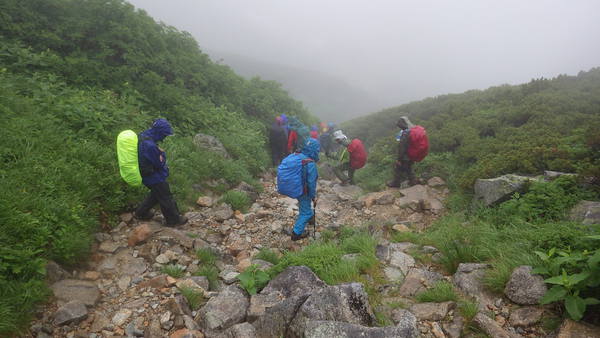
277,152,313,198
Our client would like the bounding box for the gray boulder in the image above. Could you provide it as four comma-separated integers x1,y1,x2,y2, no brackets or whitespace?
212,203,235,222
317,162,337,181
194,133,230,158
252,294,310,338
45,260,70,284
453,263,494,308
198,285,249,334
569,200,600,225
53,301,88,326
473,174,534,206
391,309,419,338
261,266,326,298
221,322,257,338
504,265,547,305
288,283,375,337
51,279,100,306
304,320,418,338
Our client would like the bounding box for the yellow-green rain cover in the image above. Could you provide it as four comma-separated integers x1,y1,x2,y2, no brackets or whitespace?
116,130,142,186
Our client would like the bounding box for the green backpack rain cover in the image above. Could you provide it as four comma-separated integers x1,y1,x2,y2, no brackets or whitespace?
116,130,142,186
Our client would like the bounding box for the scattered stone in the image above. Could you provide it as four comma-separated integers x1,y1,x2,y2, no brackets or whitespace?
46,260,70,284
392,223,411,232
453,263,494,308
51,279,100,306
260,266,326,298
170,328,204,338
196,196,213,207
398,268,444,297
430,321,445,338
389,251,416,275
443,315,464,338
384,267,404,282
247,291,285,321
128,223,153,246
304,320,418,338
99,240,121,253
509,306,544,327
82,271,101,281
213,203,235,222
90,313,111,332
390,309,419,338
53,301,88,326
409,301,455,321
198,285,249,334
112,309,133,327
427,177,446,187
473,313,520,338
504,265,547,305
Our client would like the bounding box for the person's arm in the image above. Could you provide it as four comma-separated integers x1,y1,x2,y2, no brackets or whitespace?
305,162,318,199
143,141,164,170
396,130,409,162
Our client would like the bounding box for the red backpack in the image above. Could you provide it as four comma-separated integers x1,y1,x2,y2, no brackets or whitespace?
347,139,367,169
407,126,429,162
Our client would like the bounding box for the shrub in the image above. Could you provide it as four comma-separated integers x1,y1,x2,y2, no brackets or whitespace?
179,286,204,310
255,248,280,265
161,264,185,278
237,265,271,295
196,248,217,266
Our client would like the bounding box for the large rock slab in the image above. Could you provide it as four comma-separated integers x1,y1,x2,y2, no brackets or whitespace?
289,283,375,337
154,227,195,248
198,285,249,334
473,174,534,206
504,266,547,305
409,301,455,321
53,301,88,326
51,279,100,306
396,184,429,207
96,248,147,277
304,320,418,338
194,133,230,158
261,266,326,298
398,268,444,297
569,200,600,225
251,294,309,338
332,184,364,201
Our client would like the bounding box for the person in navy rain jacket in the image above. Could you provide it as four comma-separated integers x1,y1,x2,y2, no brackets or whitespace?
291,138,320,241
134,118,188,226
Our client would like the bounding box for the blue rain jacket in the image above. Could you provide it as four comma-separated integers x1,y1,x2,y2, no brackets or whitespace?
138,119,173,186
299,138,320,199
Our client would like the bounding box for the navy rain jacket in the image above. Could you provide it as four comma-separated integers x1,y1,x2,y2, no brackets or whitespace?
138,119,173,186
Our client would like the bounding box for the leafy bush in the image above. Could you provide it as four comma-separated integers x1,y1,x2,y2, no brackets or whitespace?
255,248,280,265
237,265,271,295
220,190,251,213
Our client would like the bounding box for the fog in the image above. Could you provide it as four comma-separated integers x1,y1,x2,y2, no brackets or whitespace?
128,0,600,121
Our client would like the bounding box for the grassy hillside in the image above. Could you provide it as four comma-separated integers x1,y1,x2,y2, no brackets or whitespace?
343,69,600,191
0,0,317,334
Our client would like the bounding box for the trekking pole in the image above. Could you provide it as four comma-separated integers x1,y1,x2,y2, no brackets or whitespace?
310,199,317,239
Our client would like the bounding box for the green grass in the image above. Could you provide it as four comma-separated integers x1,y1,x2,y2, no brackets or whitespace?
161,264,185,278
196,248,217,266
458,300,479,322
415,281,458,303
193,265,219,290
254,248,280,265
179,286,205,310
374,310,393,326
220,190,251,213
387,300,408,309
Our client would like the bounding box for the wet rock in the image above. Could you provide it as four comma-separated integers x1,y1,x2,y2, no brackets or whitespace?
51,279,100,306
409,301,455,321
198,285,249,333
569,200,600,226
473,174,534,206
53,301,88,326
128,224,154,247
557,319,600,338
504,266,547,305
289,283,375,337
509,306,543,327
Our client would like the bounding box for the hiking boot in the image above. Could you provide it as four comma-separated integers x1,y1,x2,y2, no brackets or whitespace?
291,231,310,241
166,215,188,227
134,209,155,221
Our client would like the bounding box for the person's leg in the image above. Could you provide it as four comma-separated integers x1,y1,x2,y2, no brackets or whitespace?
348,165,355,185
333,162,350,183
152,181,183,225
293,195,313,236
406,161,418,185
387,162,405,187
135,189,157,219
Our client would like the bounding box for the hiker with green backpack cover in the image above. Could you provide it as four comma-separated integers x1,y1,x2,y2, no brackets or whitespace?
117,118,187,227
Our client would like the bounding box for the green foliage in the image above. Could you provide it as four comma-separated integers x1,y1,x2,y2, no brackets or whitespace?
196,248,217,266
237,265,271,295
193,266,219,291
533,242,600,321
458,300,479,322
220,190,251,213
179,286,205,311
255,248,280,265
415,281,458,303
161,264,185,278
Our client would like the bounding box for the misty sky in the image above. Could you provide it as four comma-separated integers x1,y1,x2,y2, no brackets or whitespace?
128,0,600,114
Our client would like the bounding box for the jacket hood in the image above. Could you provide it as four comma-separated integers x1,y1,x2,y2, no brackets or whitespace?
142,118,173,142
301,138,320,162
280,114,288,124
398,116,414,129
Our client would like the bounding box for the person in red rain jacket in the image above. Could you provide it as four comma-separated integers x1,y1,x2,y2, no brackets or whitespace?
331,130,367,185
287,129,298,154
310,125,319,139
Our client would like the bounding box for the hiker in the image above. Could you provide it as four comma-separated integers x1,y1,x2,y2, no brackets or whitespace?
291,138,320,241
310,125,319,139
387,116,424,188
332,130,367,185
134,118,188,226
319,122,334,156
269,116,288,166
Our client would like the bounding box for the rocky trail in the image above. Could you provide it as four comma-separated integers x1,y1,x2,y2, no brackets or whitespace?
31,173,598,338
